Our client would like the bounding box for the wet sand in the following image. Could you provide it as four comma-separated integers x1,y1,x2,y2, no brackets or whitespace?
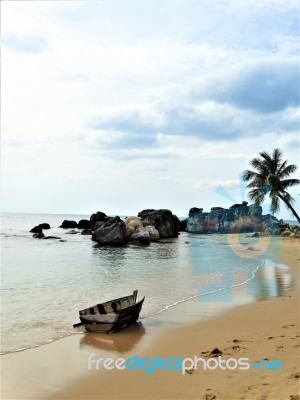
1,238,299,400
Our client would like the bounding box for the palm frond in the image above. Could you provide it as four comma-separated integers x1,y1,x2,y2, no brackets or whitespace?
280,178,300,190
244,148,300,221
278,164,297,178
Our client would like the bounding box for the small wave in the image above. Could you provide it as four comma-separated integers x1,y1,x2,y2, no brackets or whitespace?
142,261,264,318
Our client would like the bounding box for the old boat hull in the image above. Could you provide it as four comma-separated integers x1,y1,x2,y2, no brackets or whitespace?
74,291,145,333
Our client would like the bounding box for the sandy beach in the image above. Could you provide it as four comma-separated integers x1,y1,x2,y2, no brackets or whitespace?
1,238,299,400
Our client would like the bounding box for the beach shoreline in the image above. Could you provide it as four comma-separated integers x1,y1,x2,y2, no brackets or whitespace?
1,237,299,400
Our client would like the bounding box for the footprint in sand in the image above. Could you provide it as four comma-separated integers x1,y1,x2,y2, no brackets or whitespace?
276,346,284,351
185,368,195,375
223,344,247,355
290,395,300,400
201,348,223,358
288,372,300,379
203,392,217,400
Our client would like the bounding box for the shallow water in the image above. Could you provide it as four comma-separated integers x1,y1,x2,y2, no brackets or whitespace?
0,213,292,354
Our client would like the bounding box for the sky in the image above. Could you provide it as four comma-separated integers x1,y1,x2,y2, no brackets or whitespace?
1,0,300,219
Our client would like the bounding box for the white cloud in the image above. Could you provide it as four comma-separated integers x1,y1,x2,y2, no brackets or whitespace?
1,0,299,219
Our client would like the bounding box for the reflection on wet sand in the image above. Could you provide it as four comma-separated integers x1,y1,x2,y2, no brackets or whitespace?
79,322,145,354
255,264,293,300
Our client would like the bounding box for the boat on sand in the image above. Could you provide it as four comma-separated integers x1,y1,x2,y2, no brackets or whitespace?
73,290,145,333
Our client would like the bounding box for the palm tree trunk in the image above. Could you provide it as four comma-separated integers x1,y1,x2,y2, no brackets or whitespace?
278,193,300,223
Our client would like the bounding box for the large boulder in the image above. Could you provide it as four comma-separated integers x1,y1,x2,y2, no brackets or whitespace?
130,228,151,245
92,220,129,246
90,211,109,230
138,209,180,238
124,216,143,232
77,219,91,229
94,221,106,230
39,223,50,229
30,225,43,233
60,220,77,229
143,225,160,241
289,225,300,238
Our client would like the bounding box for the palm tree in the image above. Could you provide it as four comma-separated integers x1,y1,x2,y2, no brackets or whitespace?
242,148,300,222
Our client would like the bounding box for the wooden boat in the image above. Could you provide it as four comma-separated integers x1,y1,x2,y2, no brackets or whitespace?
73,290,145,333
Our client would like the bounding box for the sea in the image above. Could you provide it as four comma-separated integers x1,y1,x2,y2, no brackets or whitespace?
0,212,295,355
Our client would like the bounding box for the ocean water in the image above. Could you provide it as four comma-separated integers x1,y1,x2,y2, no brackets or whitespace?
0,213,292,354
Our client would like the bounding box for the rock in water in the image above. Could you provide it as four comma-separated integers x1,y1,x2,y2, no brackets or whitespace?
124,216,143,232
130,228,151,245
30,224,50,232
143,225,160,241
38,223,50,229
90,211,109,230
92,220,129,246
138,209,180,238
59,220,77,229
77,219,91,229
30,226,43,233
187,203,279,235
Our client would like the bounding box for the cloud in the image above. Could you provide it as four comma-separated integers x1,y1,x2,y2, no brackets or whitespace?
1,0,299,218
88,57,299,145
95,132,158,149
89,102,243,140
2,34,49,54
193,59,299,113
277,133,300,149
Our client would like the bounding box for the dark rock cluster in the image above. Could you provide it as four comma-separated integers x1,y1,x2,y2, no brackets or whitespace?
137,209,180,238
187,203,280,235
29,205,298,245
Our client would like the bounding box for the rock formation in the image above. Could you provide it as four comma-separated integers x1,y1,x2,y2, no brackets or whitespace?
59,220,77,229
77,219,91,229
189,207,203,216
38,223,50,229
138,209,180,238
130,228,151,245
92,220,129,246
187,204,280,235
90,211,110,230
